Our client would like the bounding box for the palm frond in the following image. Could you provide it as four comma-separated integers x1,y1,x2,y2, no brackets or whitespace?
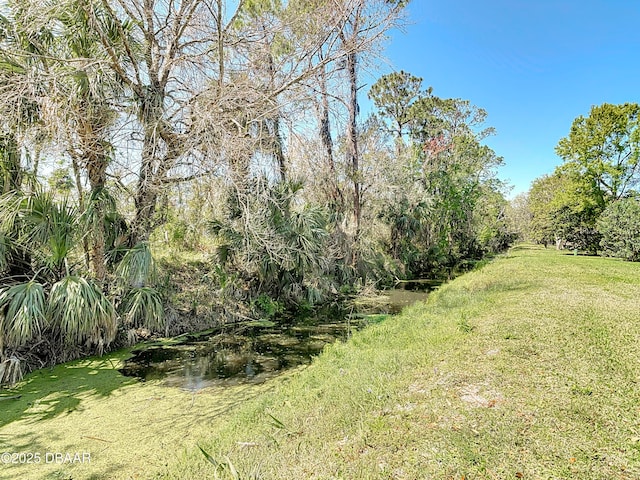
80,186,117,231
47,275,117,348
0,191,24,232
0,280,47,350
0,233,8,272
17,191,78,270
0,355,23,385
120,286,165,331
116,242,156,287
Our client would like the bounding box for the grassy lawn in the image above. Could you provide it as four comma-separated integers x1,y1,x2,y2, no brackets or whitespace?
162,245,640,479
2,244,640,479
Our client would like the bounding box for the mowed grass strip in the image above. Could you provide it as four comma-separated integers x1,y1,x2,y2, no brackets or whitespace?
162,245,640,480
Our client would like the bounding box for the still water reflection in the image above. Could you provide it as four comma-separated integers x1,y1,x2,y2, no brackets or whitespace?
120,280,440,390
119,322,361,390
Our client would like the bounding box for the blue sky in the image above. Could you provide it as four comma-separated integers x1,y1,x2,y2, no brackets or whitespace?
380,0,640,197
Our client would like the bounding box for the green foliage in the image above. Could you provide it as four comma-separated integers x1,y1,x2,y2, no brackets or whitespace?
211,179,334,309
0,182,170,383
476,199,516,254
369,85,509,278
47,167,74,193
116,242,156,287
47,275,117,349
0,280,47,351
597,197,640,261
0,233,7,272
160,219,201,250
120,286,165,330
81,186,117,232
252,293,284,319
528,174,562,246
506,193,532,241
0,190,79,277
0,134,22,194
556,102,640,202
528,171,603,252
24,193,78,274
368,70,424,137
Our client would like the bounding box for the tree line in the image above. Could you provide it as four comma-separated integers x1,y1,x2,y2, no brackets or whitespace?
0,0,512,384
508,102,640,260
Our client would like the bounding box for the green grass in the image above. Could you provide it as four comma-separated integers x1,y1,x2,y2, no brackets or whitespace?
2,244,640,479
161,245,640,479
0,351,275,480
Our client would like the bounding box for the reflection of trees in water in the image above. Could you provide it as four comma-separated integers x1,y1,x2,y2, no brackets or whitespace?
180,347,261,388
121,322,360,389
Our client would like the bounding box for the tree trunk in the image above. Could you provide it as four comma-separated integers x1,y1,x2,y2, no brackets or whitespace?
130,84,170,244
346,50,361,235
86,152,109,284
0,134,22,194
131,131,159,244
71,155,91,271
273,116,287,182
263,25,287,183
318,64,343,209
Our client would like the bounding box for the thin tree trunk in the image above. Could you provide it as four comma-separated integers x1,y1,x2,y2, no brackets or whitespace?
71,155,91,270
263,22,286,182
318,63,343,209
0,134,22,194
86,154,108,284
273,116,287,182
32,147,41,184
346,50,361,236
131,130,158,244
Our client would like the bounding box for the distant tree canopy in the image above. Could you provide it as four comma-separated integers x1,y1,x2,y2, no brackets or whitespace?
520,102,640,259
368,72,511,276
527,170,602,252
556,102,640,203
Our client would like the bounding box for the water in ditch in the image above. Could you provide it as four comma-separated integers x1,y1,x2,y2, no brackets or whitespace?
119,280,441,390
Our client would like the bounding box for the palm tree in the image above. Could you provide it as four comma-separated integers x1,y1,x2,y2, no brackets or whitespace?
47,275,116,354
0,280,47,352
0,4,53,195
51,0,132,282
0,187,166,384
212,179,333,310
1,0,133,282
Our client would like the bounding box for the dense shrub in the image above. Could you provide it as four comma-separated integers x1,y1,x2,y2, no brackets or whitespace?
597,197,640,261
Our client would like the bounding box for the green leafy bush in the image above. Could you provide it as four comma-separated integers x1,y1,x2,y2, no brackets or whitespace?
252,294,284,319
597,197,640,261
